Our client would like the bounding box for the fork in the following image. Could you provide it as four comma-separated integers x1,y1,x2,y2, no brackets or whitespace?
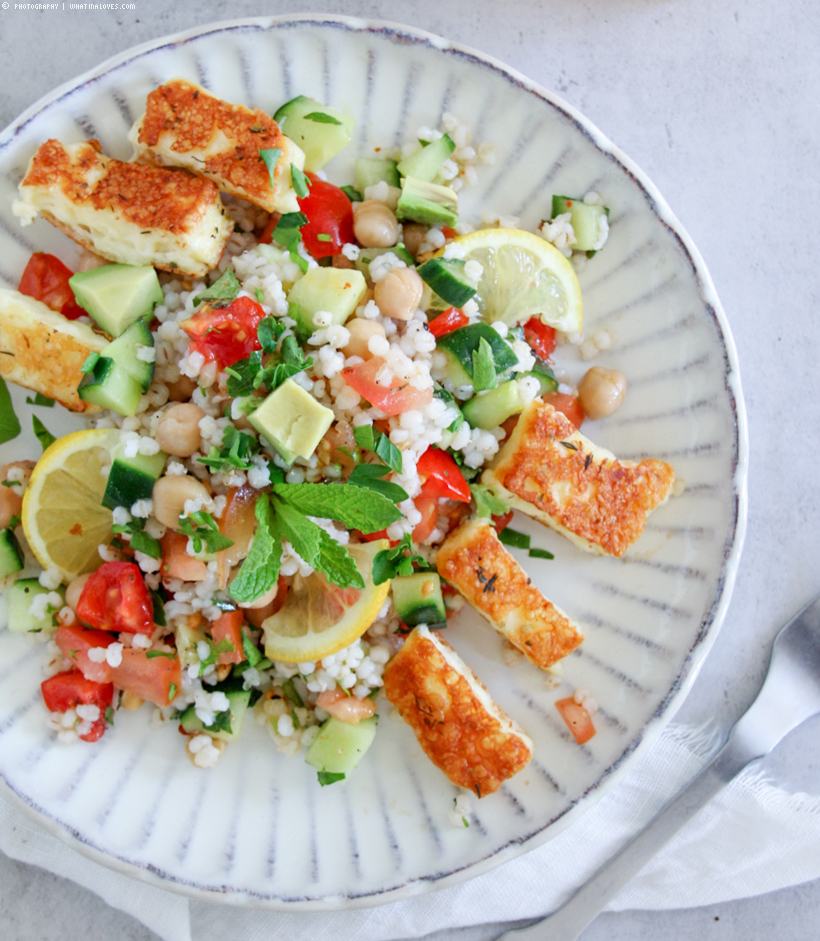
496,593,820,941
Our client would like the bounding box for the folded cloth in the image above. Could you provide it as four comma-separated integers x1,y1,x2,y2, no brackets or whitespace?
2,722,820,941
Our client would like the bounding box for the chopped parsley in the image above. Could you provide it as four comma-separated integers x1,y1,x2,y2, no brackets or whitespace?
498,528,530,550
177,510,234,555
259,146,283,187
32,415,56,452
0,378,20,446
290,163,311,198
304,112,342,125
198,425,262,472
317,771,345,786
371,534,430,585
26,392,54,407
192,269,241,308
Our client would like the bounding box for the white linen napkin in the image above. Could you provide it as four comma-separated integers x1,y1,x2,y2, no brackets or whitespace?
3,721,820,941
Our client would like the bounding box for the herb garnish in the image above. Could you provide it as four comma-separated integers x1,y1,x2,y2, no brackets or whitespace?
290,163,311,198
498,528,530,550
528,548,555,560
353,424,403,474
341,185,363,203
111,517,162,559
259,147,283,187
26,392,54,407
348,463,409,503
32,415,56,451
371,534,430,585
317,771,345,786
198,425,263,473
304,112,342,125
177,510,234,555
193,269,241,308
471,337,498,392
272,212,310,273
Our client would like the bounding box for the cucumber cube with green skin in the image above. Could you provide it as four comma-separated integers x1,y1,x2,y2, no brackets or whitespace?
0,529,24,579
78,356,143,417
287,267,366,338
416,257,476,308
7,578,65,633
102,449,167,510
306,715,378,776
250,378,334,465
436,350,472,391
179,690,252,742
462,380,525,431
355,157,400,192
69,264,163,337
397,135,456,184
396,177,459,228
436,323,518,379
273,96,354,173
551,196,610,253
391,572,446,627
104,318,155,392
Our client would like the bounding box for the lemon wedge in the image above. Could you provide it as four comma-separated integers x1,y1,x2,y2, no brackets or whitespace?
22,428,121,581
262,541,391,663
447,227,583,333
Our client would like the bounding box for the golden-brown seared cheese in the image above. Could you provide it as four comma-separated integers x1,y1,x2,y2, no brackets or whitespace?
383,625,532,797
0,288,108,412
437,519,584,670
12,139,233,278
128,80,305,214
482,400,676,557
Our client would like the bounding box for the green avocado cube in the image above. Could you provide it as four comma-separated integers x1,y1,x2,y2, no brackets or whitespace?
69,264,163,337
249,378,334,464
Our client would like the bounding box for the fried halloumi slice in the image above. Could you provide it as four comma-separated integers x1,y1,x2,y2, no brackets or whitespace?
0,288,107,412
383,624,532,796
482,400,676,557
128,80,305,214
437,519,584,670
13,139,233,278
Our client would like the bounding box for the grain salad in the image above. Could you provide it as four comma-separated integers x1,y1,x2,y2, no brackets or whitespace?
0,79,676,795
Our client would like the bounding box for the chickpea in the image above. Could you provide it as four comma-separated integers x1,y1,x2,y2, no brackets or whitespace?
342,318,387,359
166,374,198,402
66,573,92,612
353,200,400,248
374,267,424,321
155,403,205,457
120,690,144,711
401,223,427,257
152,475,211,528
577,367,627,421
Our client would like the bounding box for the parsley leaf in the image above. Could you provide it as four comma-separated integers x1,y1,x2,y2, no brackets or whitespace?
341,185,363,203
228,495,282,604
371,533,429,585
198,425,261,472
259,147,283,187
274,501,365,589
198,637,236,676
26,392,54,407
529,548,555,560
0,379,20,447
273,212,310,274
257,316,286,353
226,351,263,397
470,484,509,519
304,112,342,125
130,530,162,559
291,163,310,198
32,415,56,451
177,511,234,554
471,337,498,392
254,287,265,304
150,588,167,626
193,269,241,308
273,482,402,532
255,335,314,392
348,463,409,503
317,771,345,786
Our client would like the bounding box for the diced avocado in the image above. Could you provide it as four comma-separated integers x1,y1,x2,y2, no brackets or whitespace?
69,264,163,337
250,378,334,464
179,689,251,742
354,244,415,281
102,448,167,510
306,715,378,778
397,135,456,183
104,318,155,392
417,257,476,308
551,196,610,253
273,95,354,172
396,177,459,227
462,380,524,430
391,572,446,627
287,267,367,338
7,578,64,633
78,356,143,417
436,324,518,379
355,157,400,192
0,529,24,579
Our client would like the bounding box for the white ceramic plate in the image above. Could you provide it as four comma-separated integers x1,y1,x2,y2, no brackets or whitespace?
0,15,747,909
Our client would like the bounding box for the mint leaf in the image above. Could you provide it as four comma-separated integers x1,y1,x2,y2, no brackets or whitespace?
26,392,54,407
273,481,402,532
470,484,509,518
304,112,342,125
375,433,403,474
471,337,498,392
0,378,20,446
315,527,365,589
226,351,263,397
259,147,283,187
348,463,409,503
372,533,429,585
32,415,56,451
291,163,310,199
353,424,375,451
229,496,282,604
317,771,345,786
257,316,286,353
274,501,364,589
341,185,363,203
193,270,241,308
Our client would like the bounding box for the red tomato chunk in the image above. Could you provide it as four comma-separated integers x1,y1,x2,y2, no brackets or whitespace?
76,561,154,636
522,317,557,360
56,623,116,684
543,392,584,431
297,174,355,258
412,492,439,544
182,295,266,369
210,609,246,665
555,697,596,745
113,648,181,707
19,252,85,320
41,670,113,742
416,447,471,503
341,356,433,415
427,307,469,339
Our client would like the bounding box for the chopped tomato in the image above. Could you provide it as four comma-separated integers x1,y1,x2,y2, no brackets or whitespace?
341,356,433,415
297,174,355,258
412,492,439,543
416,447,471,503
210,609,245,665
41,670,113,742
112,648,181,707
523,317,557,360
544,392,584,430
555,697,596,745
441,226,460,240
161,531,209,583
75,561,154,636
427,307,469,339
19,252,85,320
492,509,515,534
258,212,280,244
181,295,266,370
55,623,116,684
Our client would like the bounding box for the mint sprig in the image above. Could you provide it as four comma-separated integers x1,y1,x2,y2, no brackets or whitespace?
198,425,263,473
272,482,402,533
348,463,409,503
228,496,282,604
275,501,365,590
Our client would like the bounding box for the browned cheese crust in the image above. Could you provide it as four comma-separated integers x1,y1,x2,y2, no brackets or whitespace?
136,80,290,211
487,401,675,557
436,520,584,669
383,627,532,796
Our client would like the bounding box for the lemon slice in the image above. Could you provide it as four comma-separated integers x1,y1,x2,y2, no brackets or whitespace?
448,227,583,332
22,428,121,581
262,541,391,663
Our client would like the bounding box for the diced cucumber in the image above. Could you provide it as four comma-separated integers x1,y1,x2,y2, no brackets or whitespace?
7,578,64,633
0,529,24,578
273,96,354,172
417,257,476,308
396,178,459,228
102,449,166,510
78,356,143,416
355,157,400,192
436,324,518,379
551,196,610,253
354,244,415,281
391,572,446,627
436,350,472,391
179,689,251,742
250,379,334,465
305,715,378,778
105,318,155,392
69,264,162,337
397,135,455,183
287,267,367,338
527,358,558,395
462,380,524,430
